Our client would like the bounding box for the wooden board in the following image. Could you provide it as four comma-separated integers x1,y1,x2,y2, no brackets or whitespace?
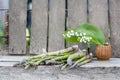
0,0,9,9
67,0,87,49
0,11,6,31
89,0,110,53
0,62,17,67
30,0,48,54
48,0,65,52
0,56,29,62
9,0,27,54
109,0,120,57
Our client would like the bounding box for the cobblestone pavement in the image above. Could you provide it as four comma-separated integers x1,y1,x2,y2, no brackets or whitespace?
0,66,120,80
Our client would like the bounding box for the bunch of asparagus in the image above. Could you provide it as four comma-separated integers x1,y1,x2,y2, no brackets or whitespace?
13,45,93,70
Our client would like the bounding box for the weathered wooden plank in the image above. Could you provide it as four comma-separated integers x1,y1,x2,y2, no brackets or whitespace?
0,46,8,55
0,56,29,62
89,0,110,42
89,0,110,53
0,62,17,67
109,0,120,57
0,11,7,29
67,0,87,49
48,0,65,52
9,0,27,54
30,0,48,54
0,0,9,27
0,0,9,9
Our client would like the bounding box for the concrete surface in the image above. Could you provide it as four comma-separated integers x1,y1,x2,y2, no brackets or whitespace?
0,56,120,80
0,66,120,80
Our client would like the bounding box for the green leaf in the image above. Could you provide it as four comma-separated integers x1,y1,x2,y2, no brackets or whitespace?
63,23,105,45
63,29,79,42
79,23,105,45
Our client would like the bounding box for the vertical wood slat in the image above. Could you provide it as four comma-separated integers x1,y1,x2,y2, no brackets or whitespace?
0,11,6,29
110,0,120,57
48,0,65,52
9,0,27,54
89,0,110,53
30,0,48,54
67,0,87,49
0,0,9,9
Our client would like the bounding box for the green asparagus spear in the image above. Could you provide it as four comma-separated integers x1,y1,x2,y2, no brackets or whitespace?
67,51,87,66
26,45,78,61
13,46,94,70
52,55,70,61
69,54,91,69
61,64,68,70
45,54,69,65
24,63,37,69
77,58,92,67
72,53,93,68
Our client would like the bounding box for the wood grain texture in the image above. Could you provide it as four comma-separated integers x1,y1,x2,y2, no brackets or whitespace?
67,0,87,49
0,62,17,66
0,56,29,62
0,11,6,32
30,0,48,54
89,0,110,54
0,0,9,9
0,46,8,55
110,0,120,57
9,0,27,54
48,0,65,52
89,0,110,42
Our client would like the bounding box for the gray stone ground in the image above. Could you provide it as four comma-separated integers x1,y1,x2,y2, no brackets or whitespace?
0,57,120,80
0,66,120,80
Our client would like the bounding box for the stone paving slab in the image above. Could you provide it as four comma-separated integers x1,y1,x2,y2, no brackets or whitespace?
0,57,120,68
81,58,120,68
0,66,120,80
0,57,120,80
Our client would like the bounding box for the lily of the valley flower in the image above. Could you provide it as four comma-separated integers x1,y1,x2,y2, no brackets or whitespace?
66,30,92,44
